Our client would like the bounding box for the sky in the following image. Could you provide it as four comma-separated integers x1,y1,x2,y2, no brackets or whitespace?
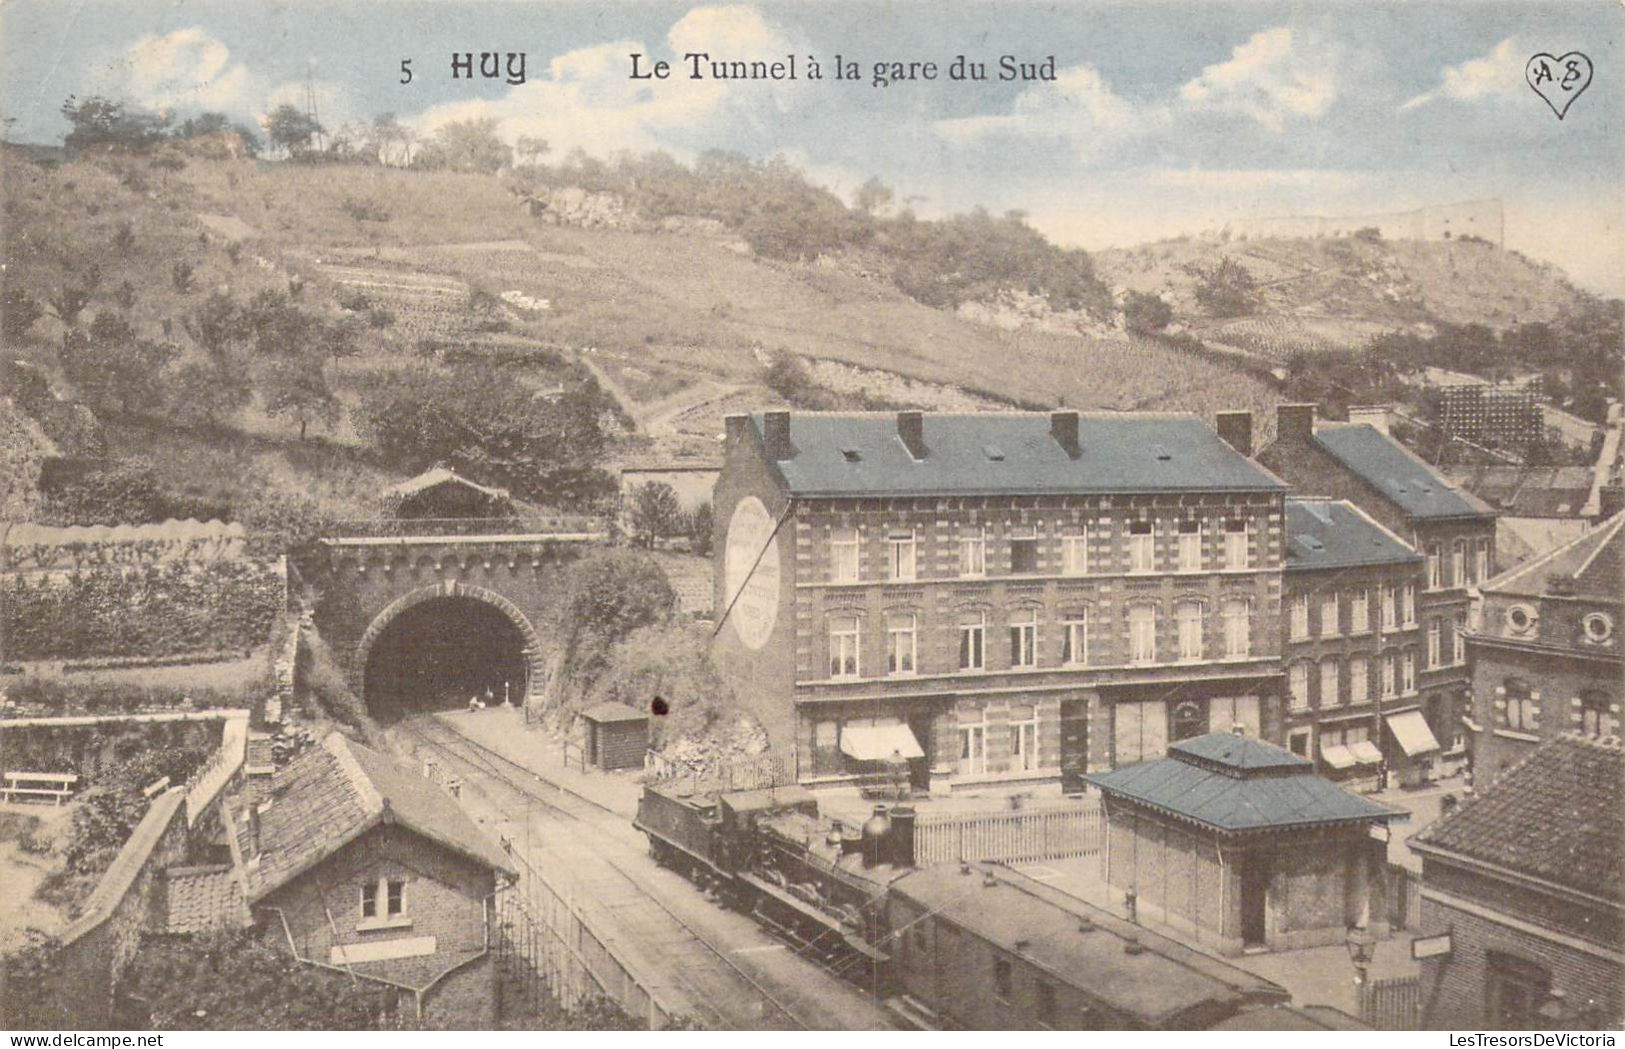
3,0,1622,294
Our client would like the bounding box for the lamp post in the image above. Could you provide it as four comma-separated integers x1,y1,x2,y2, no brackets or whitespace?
1537,989,1575,1030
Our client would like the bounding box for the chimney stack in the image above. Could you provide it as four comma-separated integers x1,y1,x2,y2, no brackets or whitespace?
1050,410,1081,459
763,410,793,461
1277,403,1317,444
1348,404,1393,436
724,414,748,445
897,411,927,460
1215,411,1253,457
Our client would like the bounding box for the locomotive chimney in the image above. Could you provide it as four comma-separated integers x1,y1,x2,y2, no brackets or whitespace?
888,805,916,868
861,805,891,869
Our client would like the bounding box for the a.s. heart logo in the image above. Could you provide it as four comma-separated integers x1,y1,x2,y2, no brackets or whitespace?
1526,52,1593,120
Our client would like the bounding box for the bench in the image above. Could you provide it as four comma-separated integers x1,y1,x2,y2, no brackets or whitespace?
3,771,79,805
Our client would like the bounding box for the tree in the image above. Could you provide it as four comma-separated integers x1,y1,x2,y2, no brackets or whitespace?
515,135,550,166
184,292,244,360
853,176,894,216
370,112,413,166
263,352,340,440
45,264,102,327
60,95,170,153
2,286,43,338
418,117,512,173
1122,290,1174,333
1188,257,1260,318
170,358,251,430
546,549,677,709
58,313,175,418
628,481,682,548
263,103,324,159
686,501,714,557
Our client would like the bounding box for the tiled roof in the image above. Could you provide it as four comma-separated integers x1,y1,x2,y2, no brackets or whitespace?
245,732,515,901
1483,511,1624,600
1313,424,1495,520
1085,733,1404,834
163,865,251,934
1284,499,1421,571
1444,465,1594,517
1411,735,1623,900
751,412,1286,497
385,466,509,501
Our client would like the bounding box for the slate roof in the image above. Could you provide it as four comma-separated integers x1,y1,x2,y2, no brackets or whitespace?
1313,424,1495,520
580,702,649,724
1284,498,1422,571
751,412,1286,497
1483,511,1624,600
244,732,515,901
1444,465,1595,518
162,865,251,934
1085,732,1404,834
1410,735,1623,901
891,865,1286,1027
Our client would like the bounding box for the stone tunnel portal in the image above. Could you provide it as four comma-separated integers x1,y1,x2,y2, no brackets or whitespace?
363,595,529,722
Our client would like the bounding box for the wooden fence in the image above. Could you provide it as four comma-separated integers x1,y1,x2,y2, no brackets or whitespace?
494,847,677,1029
914,801,1103,866
1360,975,1422,1030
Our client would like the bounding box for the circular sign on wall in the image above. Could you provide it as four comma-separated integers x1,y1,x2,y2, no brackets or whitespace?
723,496,781,650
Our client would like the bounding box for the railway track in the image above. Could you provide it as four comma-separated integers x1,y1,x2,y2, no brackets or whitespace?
396,717,829,1030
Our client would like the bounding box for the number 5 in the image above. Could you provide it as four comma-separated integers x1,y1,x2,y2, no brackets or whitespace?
400,59,413,84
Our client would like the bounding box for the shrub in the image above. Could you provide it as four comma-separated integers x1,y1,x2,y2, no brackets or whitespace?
171,261,196,294
1122,290,1173,333
1,286,44,339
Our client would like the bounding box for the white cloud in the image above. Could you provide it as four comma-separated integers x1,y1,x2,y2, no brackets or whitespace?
1177,27,1339,131
125,28,252,113
406,5,801,158
934,64,1138,145
1400,37,1521,112
1142,167,1371,192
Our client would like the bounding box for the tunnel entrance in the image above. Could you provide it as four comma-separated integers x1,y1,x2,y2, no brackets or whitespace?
363,596,529,722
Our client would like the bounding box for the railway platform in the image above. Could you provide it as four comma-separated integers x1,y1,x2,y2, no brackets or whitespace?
431,706,644,816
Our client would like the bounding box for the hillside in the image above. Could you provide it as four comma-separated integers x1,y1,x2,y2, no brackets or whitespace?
1096,233,1585,361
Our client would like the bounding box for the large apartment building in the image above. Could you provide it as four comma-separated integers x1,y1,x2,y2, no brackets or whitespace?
711,409,1288,793
1258,404,1496,773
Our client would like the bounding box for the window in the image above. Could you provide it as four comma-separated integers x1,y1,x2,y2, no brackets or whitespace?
360,878,406,924
1288,663,1310,710
1427,620,1442,668
1580,691,1618,738
1320,594,1340,637
1037,981,1057,1028
360,883,378,920
1009,524,1039,575
1171,700,1205,742
1129,604,1157,664
1290,595,1310,640
886,613,917,676
886,528,916,581
958,612,986,671
1402,583,1416,626
1349,655,1369,705
1382,653,1397,698
1061,527,1088,576
993,957,1013,1002
386,879,405,917
1321,659,1341,708
1287,727,1312,757
1452,539,1466,589
1502,678,1538,732
1177,519,1202,572
1061,611,1089,666
958,526,986,577
1452,613,1466,664
1129,521,1155,573
1486,951,1551,1030
1176,600,1204,661
1010,705,1039,772
1476,540,1490,584
1222,598,1250,658
1426,543,1442,589
957,711,987,776
1401,650,1416,694
1381,587,1397,631
829,615,860,678
1224,519,1249,569
1350,589,1370,634
830,527,859,583
1505,603,1537,637
1009,610,1037,668
1583,612,1615,645
812,720,840,773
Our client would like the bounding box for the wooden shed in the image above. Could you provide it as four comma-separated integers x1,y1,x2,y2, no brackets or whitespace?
579,703,649,771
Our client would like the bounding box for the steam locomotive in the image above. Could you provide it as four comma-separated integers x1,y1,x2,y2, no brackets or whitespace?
634,780,915,981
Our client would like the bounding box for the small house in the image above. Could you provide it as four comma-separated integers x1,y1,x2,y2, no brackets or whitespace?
1085,731,1405,956
579,703,650,771
384,466,514,520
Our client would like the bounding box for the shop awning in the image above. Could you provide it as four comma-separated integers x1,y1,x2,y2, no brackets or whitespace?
1320,743,1357,770
840,724,925,762
1350,740,1385,765
1387,710,1441,757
